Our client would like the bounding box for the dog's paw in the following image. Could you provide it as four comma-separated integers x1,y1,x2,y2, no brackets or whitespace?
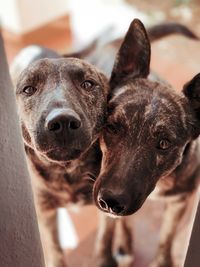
115,253,134,267
96,256,118,267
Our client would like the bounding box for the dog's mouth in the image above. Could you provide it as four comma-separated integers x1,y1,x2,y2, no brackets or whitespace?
100,198,145,217
43,147,82,163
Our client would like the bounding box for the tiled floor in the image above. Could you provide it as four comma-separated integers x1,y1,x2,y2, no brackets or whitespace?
3,13,200,267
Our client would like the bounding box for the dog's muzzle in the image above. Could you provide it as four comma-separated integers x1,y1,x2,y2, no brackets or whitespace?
45,108,81,134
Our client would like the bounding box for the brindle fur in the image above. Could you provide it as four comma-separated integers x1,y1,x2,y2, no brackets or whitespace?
14,20,199,267
16,57,108,267
93,20,200,267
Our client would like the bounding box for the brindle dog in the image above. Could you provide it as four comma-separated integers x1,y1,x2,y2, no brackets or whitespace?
93,19,200,267
14,21,198,267
16,58,108,267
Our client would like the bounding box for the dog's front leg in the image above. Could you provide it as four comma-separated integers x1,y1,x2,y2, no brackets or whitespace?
149,193,194,267
37,208,66,267
115,217,134,267
95,212,117,267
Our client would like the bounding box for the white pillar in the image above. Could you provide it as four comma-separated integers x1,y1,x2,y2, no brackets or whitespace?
0,31,45,267
184,200,200,267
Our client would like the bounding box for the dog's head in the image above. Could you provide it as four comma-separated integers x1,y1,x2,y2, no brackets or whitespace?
16,57,108,163
93,19,200,216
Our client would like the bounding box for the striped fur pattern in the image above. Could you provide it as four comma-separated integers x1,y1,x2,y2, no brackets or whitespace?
93,20,200,267
14,19,200,267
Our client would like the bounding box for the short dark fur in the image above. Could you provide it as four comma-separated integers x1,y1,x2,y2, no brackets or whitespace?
15,20,199,267
93,19,200,267
16,57,108,267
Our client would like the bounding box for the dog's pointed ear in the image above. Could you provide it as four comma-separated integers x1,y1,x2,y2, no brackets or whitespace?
110,19,151,89
183,73,200,113
183,73,200,138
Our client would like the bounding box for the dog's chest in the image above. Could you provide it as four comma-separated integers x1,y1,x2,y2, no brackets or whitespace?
27,151,100,209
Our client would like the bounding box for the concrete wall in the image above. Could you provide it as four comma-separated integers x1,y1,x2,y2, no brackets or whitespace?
0,31,45,267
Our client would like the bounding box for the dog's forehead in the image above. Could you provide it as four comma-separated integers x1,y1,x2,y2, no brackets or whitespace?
22,57,99,79
109,79,187,131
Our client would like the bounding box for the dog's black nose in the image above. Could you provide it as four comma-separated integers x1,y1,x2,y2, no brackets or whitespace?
97,192,126,215
45,108,81,133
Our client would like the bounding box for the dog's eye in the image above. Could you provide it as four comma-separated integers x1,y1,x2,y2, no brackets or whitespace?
157,139,171,150
23,86,37,96
106,123,119,134
81,80,94,90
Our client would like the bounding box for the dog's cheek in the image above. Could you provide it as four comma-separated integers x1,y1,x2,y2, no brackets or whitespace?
21,121,33,148
19,102,43,150
91,101,107,135
99,144,109,171
98,73,109,96
156,154,168,167
91,86,106,106
99,136,107,155
156,150,184,177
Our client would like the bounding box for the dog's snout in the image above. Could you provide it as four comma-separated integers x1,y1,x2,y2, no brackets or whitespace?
45,108,81,133
97,191,126,215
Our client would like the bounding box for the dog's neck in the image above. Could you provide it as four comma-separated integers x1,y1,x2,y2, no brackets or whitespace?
155,139,200,198
174,139,200,182
24,140,102,184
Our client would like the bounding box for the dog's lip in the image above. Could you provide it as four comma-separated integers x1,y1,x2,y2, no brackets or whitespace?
100,204,142,217
44,147,82,154
41,147,83,162
94,188,145,217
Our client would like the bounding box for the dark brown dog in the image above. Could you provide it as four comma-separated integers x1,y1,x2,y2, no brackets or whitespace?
93,19,200,267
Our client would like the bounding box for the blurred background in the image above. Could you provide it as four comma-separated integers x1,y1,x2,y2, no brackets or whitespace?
0,0,200,266
1,0,200,87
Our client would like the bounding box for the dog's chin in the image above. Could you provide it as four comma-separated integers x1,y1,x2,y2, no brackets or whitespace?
43,148,82,163
98,205,143,217
123,198,146,216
